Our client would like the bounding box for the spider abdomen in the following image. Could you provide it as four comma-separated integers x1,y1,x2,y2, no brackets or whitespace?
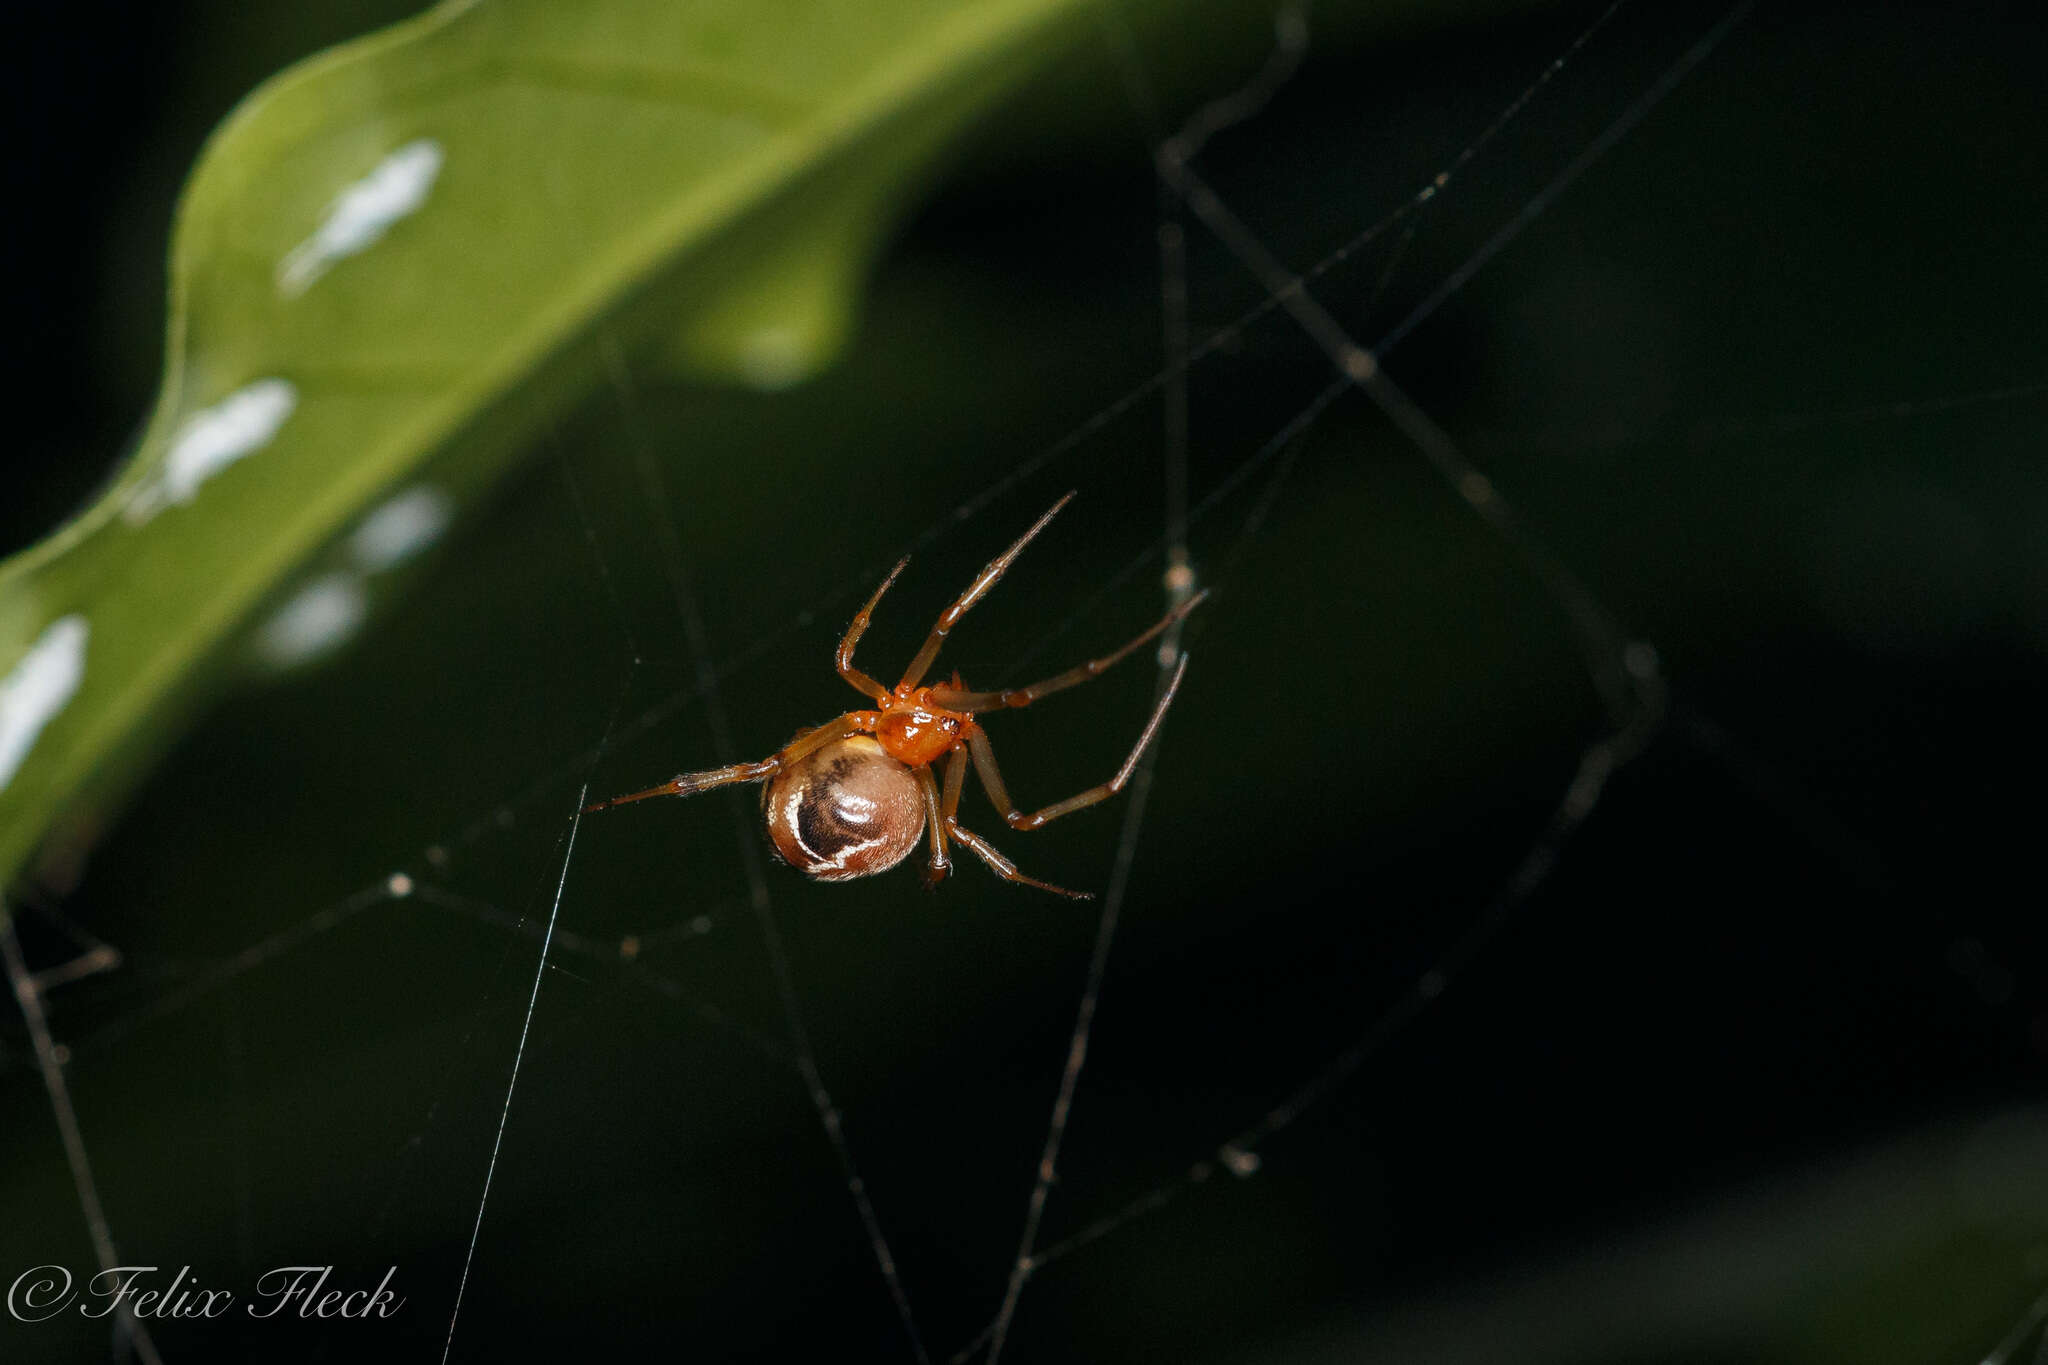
762,735,925,881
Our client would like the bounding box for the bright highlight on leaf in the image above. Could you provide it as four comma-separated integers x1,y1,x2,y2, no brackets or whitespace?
0,616,88,793
254,574,369,669
276,138,446,298
122,378,299,524
348,486,454,572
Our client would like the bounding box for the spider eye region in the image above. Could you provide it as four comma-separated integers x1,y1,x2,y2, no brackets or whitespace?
763,736,924,881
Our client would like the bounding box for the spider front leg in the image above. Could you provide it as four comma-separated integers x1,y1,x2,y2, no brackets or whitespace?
897,492,1075,690
937,747,1089,900
836,558,909,702
925,590,1206,713
584,715,873,812
967,654,1188,831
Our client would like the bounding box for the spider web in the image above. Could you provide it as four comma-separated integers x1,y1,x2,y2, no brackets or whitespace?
7,2,2048,1362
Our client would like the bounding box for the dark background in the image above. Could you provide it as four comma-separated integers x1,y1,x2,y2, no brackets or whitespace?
5,2,2048,1361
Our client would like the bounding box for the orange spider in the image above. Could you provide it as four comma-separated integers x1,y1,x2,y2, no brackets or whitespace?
586,495,1202,899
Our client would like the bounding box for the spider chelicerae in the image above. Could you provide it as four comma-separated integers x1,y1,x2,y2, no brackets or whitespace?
586,494,1202,899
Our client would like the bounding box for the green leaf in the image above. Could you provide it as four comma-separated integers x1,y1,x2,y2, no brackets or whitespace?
0,0,1103,885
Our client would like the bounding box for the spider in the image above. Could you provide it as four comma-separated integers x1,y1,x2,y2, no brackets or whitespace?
586,494,1203,899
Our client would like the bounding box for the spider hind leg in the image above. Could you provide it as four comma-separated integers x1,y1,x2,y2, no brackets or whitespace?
937,747,1088,899
965,654,1189,832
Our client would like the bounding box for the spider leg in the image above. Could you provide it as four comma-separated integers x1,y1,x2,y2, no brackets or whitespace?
916,764,952,890
966,653,1188,831
947,820,1090,900
897,492,1075,691
583,758,779,812
941,738,970,815
838,558,908,702
584,715,873,812
934,746,1086,897
926,590,1206,713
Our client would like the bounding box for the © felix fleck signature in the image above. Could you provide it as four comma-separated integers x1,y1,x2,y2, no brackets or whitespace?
8,1263,404,1323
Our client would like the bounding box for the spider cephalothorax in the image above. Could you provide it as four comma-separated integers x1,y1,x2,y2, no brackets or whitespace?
588,495,1200,899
